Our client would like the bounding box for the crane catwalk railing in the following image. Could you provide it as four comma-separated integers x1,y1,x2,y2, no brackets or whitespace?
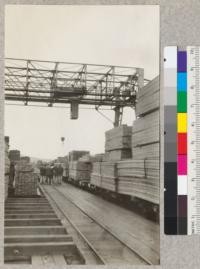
5,58,144,108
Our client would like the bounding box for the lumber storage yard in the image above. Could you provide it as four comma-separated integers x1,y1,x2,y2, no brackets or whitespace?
4,56,160,265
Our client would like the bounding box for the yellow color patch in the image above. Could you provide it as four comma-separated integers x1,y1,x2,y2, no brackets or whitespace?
177,113,187,133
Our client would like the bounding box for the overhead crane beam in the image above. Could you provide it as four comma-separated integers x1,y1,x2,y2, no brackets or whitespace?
5,58,144,126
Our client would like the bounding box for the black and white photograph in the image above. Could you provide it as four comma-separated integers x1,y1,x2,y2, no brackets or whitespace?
4,5,160,265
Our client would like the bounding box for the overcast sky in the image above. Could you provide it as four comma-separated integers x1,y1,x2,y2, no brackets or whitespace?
5,5,159,160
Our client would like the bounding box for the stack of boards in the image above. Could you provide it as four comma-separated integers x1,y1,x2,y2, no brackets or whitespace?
15,162,38,196
9,150,20,163
91,76,160,205
68,150,89,162
118,76,159,204
69,151,92,182
91,125,132,192
69,161,92,182
4,137,10,200
132,76,159,159
91,162,117,192
105,125,132,161
117,159,159,204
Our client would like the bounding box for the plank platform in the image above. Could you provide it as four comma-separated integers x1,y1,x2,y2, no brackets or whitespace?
4,192,85,264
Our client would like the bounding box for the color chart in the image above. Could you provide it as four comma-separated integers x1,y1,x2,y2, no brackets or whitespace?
164,46,178,235
164,46,200,235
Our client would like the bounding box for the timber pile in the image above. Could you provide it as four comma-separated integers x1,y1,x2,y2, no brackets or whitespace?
132,110,159,147
93,153,104,162
79,154,94,162
132,143,159,159
135,76,159,117
132,76,160,159
105,125,132,161
68,151,89,162
90,162,102,187
117,160,159,204
9,150,20,163
14,162,38,196
69,161,92,182
5,137,10,200
122,76,160,204
20,156,30,163
91,162,117,191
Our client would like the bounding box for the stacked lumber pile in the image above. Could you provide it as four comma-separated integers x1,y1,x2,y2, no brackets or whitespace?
69,151,89,162
69,161,92,182
93,153,104,162
117,160,159,204
105,125,132,161
91,162,117,192
117,76,160,204
9,150,20,163
79,153,105,163
79,154,94,162
132,76,159,159
5,137,10,200
90,162,101,187
14,162,38,196
135,76,159,117
20,156,30,163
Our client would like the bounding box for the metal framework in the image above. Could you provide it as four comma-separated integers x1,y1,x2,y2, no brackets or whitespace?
5,58,144,125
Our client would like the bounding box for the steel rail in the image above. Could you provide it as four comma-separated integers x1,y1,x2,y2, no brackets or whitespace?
41,185,106,265
51,185,151,265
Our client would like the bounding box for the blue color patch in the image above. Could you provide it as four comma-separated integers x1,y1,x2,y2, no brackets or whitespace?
177,73,187,91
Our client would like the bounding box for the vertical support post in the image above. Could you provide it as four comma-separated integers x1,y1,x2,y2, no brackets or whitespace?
114,106,122,127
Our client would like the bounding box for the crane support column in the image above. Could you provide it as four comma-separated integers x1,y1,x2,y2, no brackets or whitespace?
114,106,123,127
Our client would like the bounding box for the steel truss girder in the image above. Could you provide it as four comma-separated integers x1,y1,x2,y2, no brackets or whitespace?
5,58,144,108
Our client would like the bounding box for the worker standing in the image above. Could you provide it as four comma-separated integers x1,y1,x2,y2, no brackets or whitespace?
46,164,53,185
40,165,45,184
53,165,58,185
58,164,63,185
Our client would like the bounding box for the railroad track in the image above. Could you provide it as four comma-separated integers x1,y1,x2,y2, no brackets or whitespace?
41,185,105,265
42,185,150,265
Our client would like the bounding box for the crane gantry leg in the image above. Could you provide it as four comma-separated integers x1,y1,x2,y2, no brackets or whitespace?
114,106,123,127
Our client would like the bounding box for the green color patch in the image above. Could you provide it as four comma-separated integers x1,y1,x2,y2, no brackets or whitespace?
177,92,187,112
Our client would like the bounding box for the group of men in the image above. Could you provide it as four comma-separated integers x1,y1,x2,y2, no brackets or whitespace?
40,163,64,185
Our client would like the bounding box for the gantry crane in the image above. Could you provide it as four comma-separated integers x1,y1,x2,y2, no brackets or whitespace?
5,58,145,126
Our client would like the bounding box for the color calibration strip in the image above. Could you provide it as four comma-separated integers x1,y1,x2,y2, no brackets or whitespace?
177,51,187,234
164,47,188,234
164,46,178,234
165,46,200,235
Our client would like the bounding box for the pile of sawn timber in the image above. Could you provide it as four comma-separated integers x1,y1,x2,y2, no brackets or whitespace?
69,161,92,182
105,125,132,161
91,162,117,192
91,76,160,205
117,159,159,204
118,76,160,204
132,76,159,159
5,137,10,200
14,162,38,197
